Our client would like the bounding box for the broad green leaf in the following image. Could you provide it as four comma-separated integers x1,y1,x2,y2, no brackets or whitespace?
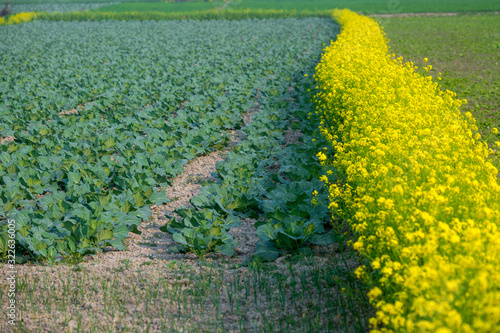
256,223,277,241
0,233,9,255
108,238,126,251
182,228,198,242
103,137,116,150
173,232,188,246
190,195,212,208
68,172,81,185
254,240,280,262
0,152,11,164
224,214,241,229
19,225,31,237
276,230,302,250
27,178,42,186
310,230,337,246
95,228,113,243
111,225,129,240
3,201,15,213
216,243,235,257
99,194,112,207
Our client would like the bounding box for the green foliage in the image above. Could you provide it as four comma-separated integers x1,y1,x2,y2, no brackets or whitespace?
89,0,500,16
160,209,239,258
96,1,225,13
227,0,500,13
162,27,342,260
0,18,337,261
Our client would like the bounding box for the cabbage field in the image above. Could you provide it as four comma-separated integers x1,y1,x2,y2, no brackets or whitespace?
0,16,377,333
0,18,337,262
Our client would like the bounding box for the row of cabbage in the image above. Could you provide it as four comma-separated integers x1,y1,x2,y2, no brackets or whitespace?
315,9,500,333
0,18,336,261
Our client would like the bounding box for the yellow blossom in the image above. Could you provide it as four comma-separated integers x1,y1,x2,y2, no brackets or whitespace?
314,8,500,332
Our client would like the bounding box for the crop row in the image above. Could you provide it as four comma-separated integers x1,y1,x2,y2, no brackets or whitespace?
315,9,500,332
0,18,336,261
0,8,333,26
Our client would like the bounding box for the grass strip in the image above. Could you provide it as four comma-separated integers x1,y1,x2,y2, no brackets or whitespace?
226,0,500,14
315,8,500,332
31,8,332,22
95,1,226,13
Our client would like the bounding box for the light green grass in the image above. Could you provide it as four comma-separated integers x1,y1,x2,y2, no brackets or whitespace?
226,0,500,13
97,1,225,13
93,0,500,16
7,0,500,13
380,13,500,161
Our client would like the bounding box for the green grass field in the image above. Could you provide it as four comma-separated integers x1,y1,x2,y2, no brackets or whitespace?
97,1,225,13
380,13,500,157
9,0,500,16
227,0,500,14
94,0,500,14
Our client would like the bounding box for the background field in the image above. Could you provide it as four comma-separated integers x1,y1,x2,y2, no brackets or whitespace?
95,0,500,14
96,1,225,13
225,0,500,14
8,0,500,15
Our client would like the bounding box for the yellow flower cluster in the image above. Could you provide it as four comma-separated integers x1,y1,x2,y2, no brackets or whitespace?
315,9,500,333
0,12,37,26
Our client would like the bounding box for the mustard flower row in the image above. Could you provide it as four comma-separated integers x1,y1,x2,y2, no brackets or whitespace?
315,8,500,333
0,12,37,26
0,9,334,26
